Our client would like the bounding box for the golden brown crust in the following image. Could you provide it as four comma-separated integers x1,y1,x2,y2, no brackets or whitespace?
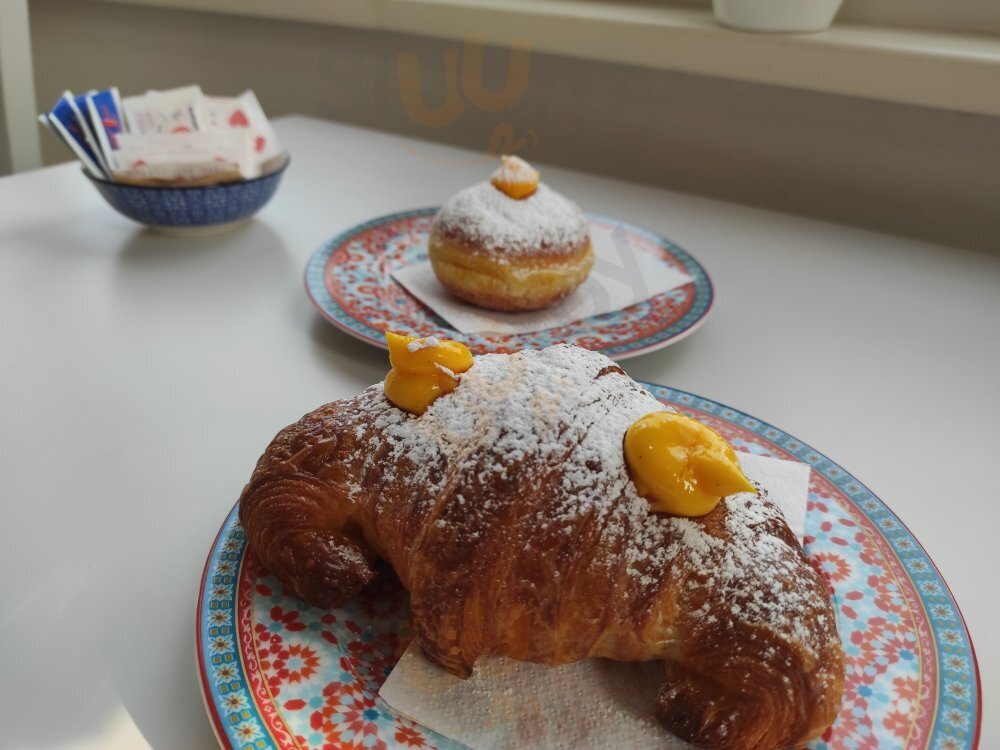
652,505,844,748
428,235,594,311
238,349,843,748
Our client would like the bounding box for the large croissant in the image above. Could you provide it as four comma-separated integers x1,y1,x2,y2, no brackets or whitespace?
239,345,844,749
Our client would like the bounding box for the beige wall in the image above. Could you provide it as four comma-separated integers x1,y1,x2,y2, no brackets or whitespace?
28,0,1000,252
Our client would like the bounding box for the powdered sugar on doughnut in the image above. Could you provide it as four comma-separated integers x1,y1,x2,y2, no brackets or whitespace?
431,182,589,258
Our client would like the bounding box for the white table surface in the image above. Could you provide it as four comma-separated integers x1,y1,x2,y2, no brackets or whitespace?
0,115,996,749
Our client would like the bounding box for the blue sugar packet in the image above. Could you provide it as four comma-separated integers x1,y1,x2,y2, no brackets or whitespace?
66,91,111,175
86,88,124,167
43,96,105,178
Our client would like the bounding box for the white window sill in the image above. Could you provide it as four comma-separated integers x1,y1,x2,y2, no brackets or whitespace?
95,0,1000,116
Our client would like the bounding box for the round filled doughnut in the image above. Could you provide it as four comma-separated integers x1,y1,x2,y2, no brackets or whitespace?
428,156,593,312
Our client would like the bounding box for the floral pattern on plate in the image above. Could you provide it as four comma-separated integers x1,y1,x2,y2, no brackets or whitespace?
197,384,980,750
304,209,713,360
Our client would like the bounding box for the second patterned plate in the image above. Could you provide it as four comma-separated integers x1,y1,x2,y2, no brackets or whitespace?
304,209,713,360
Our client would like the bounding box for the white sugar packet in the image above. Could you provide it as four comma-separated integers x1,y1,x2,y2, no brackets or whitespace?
195,90,284,173
113,131,255,179
379,453,812,750
392,221,694,335
122,85,202,135
110,154,243,185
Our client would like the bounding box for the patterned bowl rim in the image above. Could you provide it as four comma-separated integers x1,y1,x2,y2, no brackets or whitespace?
303,209,715,360
83,152,291,190
195,381,982,749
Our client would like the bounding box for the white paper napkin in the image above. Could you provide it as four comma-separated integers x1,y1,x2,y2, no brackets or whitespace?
391,222,693,335
378,453,812,750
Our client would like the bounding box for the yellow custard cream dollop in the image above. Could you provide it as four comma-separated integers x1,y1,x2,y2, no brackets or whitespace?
384,332,473,415
490,155,540,200
624,411,755,517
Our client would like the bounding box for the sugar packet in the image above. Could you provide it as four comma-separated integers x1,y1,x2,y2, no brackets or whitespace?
40,84,284,185
113,131,255,180
110,153,243,187
41,95,105,178
195,90,283,170
85,87,125,167
122,85,202,135
66,92,112,176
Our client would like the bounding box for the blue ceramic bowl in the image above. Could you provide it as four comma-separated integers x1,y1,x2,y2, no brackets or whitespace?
86,156,289,234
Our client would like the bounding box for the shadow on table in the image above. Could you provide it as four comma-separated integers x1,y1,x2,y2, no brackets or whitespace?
303,308,710,383
111,220,296,316
113,624,222,750
0,556,220,750
629,333,701,373
115,218,286,265
307,311,386,377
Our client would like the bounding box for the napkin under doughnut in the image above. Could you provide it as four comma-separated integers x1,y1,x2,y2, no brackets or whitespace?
392,221,694,335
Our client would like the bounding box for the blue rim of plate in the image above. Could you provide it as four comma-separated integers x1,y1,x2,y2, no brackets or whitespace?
304,208,714,360
197,382,981,749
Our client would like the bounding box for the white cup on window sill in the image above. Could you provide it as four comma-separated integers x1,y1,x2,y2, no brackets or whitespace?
712,0,844,32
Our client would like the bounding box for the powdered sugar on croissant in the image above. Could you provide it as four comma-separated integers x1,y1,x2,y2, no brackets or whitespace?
239,345,843,749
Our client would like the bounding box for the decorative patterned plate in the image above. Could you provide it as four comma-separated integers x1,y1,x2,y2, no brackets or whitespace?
197,385,980,750
304,209,713,360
